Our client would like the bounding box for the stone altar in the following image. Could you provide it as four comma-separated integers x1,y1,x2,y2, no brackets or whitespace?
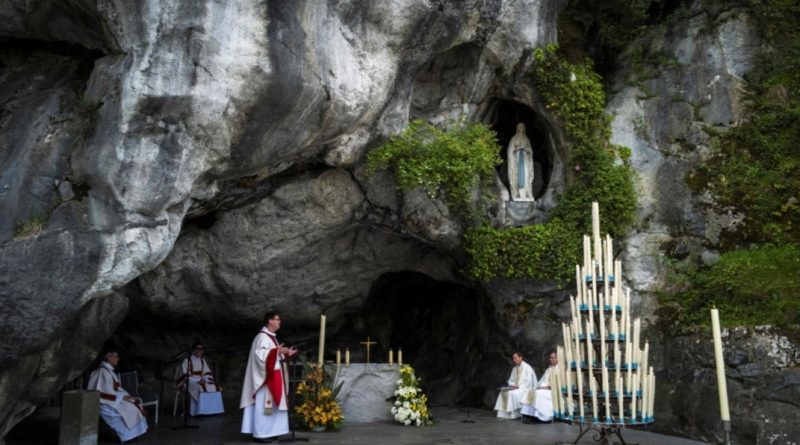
324,364,401,423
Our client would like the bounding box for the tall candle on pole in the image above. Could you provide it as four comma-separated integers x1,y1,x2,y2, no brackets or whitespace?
318,314,326,365
711,309,732,444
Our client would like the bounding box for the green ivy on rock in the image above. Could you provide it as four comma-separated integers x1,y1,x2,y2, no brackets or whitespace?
367,119,502,217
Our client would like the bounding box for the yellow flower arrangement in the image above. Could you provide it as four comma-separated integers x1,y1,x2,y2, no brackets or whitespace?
294,363,344,430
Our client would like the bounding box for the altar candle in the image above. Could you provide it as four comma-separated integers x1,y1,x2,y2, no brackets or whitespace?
575,265,581,300
641,370,648,420
711,309,731,421
336,349,341,365
345,348,350,365
389,349,393,365
398,348,403,365
318,314,326,365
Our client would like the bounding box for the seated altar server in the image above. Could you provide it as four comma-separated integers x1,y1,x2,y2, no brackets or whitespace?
521,350,558,422
87,351,148,442
176,342,224,416
494,352,536,419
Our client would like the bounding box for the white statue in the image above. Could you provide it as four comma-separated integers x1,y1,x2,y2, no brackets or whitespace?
507,123,534,201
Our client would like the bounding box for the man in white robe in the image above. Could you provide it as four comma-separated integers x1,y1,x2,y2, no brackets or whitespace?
521,350,557,422
494,352,536,419
87,351,148,442
176,342,224,416
241,311,297,443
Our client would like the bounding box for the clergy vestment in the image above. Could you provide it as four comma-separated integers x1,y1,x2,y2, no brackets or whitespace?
87,362,148,442
521,365,556,421
176,355,225,415
240,327,289,439
494,361,536,419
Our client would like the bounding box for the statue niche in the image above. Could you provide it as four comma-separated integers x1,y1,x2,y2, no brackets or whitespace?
507,123,534,201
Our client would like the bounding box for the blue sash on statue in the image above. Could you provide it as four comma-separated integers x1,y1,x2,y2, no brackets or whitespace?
517,149,526,189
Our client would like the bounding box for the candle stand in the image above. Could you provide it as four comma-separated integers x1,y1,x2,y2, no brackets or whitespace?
549,203,655,445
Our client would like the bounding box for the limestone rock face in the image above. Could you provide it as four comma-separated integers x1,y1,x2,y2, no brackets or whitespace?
0,0,565,437
656,327,800,445
607,6,759,297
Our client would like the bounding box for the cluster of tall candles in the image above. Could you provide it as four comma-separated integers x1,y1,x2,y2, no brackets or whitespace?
550,202,655,425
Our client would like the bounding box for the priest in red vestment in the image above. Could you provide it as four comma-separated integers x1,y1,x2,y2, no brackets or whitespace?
240,311,297,442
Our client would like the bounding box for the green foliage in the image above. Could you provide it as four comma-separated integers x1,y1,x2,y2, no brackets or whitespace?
700,1,800,246
464,220,581,282
13,215,46,239
367,119,502,217
657,245,800,331
463,46,636,283
533,46,637,239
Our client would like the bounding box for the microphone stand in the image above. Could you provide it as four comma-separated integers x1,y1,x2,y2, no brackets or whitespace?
173,347,199,430
279,353,308,443
462,406,475,423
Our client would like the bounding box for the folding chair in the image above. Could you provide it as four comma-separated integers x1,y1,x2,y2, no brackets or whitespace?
118,371,160,425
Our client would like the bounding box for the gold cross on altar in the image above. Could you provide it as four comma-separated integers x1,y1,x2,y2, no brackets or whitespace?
360,336,377,363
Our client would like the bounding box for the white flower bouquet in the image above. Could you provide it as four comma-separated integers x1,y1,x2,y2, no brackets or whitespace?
390,364,432,426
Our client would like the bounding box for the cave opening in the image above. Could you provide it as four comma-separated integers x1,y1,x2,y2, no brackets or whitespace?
335,271,501,406
489,99,551,199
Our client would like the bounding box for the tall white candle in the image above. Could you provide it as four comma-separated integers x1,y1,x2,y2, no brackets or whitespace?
345,348,350,365
591,376,599,420
711,309,731,421
398,348,403,365
650,371,656,421
630,371,638,422
586,320,593,368
642,342,649,379
389,349,393,365
577,363,585,419
606,235,613,280
603,367,611,422
583,235,591,279
618,376,624,423
633,318,641,367
592,202,601,276
336,349,341,365
318,314,327,365
614,343,621,393
625,342,632,393
625,289,631,340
